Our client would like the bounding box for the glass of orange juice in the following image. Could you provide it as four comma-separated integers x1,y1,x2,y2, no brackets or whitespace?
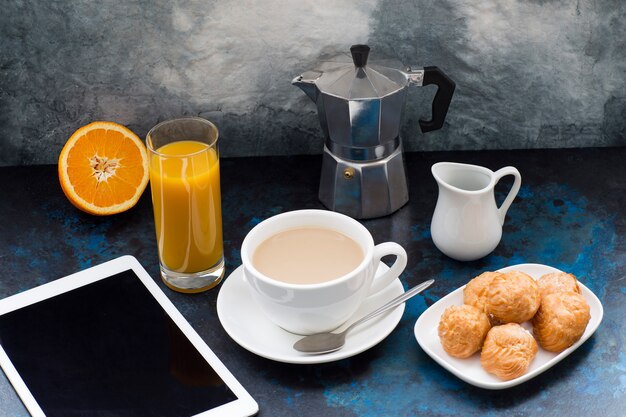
146,118,224,293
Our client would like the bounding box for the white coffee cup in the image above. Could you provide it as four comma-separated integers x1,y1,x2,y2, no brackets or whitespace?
241,209,408,335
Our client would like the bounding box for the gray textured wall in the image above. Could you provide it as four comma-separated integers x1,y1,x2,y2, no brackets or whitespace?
1,0,624,166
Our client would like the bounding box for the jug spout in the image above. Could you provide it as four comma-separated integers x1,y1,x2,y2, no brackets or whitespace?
291,70,322,102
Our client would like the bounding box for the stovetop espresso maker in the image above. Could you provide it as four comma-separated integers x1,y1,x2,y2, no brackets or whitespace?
293,44,455,219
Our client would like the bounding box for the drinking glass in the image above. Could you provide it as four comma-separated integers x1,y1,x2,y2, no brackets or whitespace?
146,117,224,293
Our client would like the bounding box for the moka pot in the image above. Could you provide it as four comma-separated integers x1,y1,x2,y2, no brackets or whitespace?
293,44,455,219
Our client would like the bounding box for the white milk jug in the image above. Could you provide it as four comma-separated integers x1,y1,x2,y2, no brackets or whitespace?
430,162,521,261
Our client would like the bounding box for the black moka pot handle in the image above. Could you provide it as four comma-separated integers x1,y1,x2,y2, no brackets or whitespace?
419,66,456,133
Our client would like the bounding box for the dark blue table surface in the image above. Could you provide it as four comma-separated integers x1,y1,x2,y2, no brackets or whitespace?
1,148,625,417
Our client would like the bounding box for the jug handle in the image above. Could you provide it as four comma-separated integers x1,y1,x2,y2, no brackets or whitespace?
494,167,522,226
419,66,456,133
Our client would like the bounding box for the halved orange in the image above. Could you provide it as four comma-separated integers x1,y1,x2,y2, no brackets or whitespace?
58,121,149,215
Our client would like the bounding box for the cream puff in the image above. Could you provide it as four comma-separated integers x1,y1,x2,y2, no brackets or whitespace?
438,304,491,358
486,270,541,323
463,271,501,314
481,323,538,380
532,291,590,352
537,272,581,298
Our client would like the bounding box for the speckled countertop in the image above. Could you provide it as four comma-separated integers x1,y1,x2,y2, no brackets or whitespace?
1,148,625,416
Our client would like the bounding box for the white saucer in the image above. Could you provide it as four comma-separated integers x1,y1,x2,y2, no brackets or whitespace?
217,263,405,364
414,263,603,389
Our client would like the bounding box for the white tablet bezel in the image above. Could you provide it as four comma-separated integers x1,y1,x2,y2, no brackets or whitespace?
0,255,258,417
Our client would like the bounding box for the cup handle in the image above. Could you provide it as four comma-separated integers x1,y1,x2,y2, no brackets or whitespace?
493,166,522,226
367,242,408,295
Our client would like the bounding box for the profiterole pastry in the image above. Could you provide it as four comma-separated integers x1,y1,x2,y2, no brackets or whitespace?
532,291,590,352
486,270,541,324
481,323,538,381
463,271,502,314
438,304,491,358
537,272,581,298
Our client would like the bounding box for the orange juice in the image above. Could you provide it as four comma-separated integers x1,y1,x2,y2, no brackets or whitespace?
149,140,223,273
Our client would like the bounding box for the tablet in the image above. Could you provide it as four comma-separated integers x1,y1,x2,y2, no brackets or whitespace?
0,255,258,417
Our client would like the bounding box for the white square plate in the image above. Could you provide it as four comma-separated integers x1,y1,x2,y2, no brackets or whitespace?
414,263,603,389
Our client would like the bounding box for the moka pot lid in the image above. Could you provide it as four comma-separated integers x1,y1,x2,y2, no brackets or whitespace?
314,45,408,100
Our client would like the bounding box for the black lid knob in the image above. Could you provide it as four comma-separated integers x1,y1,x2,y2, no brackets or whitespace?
350,44,370,67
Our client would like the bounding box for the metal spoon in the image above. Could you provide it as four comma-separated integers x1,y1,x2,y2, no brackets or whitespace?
293,279,435,354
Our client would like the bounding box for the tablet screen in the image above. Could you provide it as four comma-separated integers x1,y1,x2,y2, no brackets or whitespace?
0,269,238,417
